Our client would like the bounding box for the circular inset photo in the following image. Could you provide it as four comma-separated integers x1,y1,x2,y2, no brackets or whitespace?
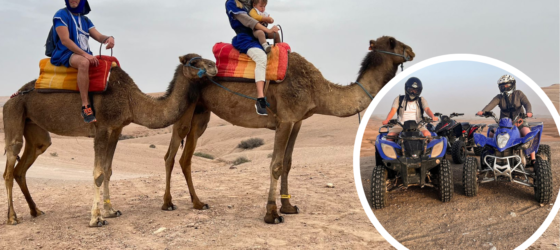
354,55,560,250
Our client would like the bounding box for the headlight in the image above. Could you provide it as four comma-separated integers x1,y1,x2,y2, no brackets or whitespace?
497,133,510,148
430,141,444,158
381,143,397,159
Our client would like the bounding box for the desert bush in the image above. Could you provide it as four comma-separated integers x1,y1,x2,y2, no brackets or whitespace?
149,144,156,148
237,138,264,149
50,152,58,157
194,152,214,160
232,157,251,166
119,134,135,140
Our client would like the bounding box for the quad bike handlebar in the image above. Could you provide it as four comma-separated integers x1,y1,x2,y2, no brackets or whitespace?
476,111,530,124
434,112,464,118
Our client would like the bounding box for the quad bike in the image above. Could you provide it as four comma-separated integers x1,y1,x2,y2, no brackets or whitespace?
429,112,487,164
371,117,453,209
463,111,552,204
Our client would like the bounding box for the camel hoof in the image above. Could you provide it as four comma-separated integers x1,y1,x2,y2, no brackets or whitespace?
102,220,108,225
162,204,177,211
275,216,284,224
7,220,18,225
202,204,210,210
280,205,300,214
31,209,45,217
104,210,122,218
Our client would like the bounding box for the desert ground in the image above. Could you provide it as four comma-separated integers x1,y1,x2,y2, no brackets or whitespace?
0,102,392,249
360,84,560,250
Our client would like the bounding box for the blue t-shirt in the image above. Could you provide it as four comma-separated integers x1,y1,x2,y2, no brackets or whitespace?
50,8,95,67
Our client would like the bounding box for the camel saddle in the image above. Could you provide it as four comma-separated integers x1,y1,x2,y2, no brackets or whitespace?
212,42,290,83
35,56,120,93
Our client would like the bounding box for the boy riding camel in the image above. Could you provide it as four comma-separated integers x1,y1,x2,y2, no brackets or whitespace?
50,0,115,123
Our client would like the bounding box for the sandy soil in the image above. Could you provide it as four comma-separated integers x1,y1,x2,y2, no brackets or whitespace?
360,115,560,249
0,109,393,249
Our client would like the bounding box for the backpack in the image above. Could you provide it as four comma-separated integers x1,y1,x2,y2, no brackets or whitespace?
45,16,90,57
397,95,424,120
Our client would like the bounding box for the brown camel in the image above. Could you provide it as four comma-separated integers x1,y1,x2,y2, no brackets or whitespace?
3,54,217,226
161,36,415,224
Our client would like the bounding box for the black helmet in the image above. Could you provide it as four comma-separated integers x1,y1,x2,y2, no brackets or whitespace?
405,77,422,101
498,75,516,93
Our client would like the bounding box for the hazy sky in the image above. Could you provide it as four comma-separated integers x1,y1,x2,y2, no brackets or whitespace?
0,0,558,96
372,61,553,118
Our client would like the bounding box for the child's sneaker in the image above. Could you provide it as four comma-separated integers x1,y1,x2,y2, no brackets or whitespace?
262,43,271,54
255,98,268,116
82,105,97,123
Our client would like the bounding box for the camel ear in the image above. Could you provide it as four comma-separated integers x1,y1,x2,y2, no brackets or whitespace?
179,56,188,65
389,38,396,49
369,40,375,50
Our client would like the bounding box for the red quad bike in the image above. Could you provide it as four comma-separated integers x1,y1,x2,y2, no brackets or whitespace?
428,112,487,164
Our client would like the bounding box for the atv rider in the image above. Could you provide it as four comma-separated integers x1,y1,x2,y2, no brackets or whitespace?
476,75,535,163
382,77,439,140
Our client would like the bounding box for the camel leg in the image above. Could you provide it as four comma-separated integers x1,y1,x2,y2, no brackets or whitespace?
13,123,51,218
280,120,302,214
102,128,123,218
90,129,110,227
162,104,197,211
3,108,25,225
264,122,294,224
178,110,210,210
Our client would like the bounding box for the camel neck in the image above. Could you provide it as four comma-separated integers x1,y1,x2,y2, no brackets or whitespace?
129,71,195,129
313,63,397,117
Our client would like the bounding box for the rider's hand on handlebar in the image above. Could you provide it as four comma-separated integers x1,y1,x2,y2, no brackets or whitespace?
527,113,533,118
476,111,483,116
382,119,390,125
432,116,439,122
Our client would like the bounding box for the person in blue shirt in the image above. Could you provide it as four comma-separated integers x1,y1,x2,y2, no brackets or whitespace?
225,0,279,116
51,0,115,123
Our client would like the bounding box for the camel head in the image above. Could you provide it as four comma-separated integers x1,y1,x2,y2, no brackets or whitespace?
179,53,218,78
369,36,415,65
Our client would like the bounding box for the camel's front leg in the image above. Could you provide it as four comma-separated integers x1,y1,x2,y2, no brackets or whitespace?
90,130,109,227
162,104,196,211
178,110,210,210
280,120,302,214
102,128,123,218
264,122,294,224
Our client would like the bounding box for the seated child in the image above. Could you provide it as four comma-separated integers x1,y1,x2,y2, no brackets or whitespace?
249,0,279,53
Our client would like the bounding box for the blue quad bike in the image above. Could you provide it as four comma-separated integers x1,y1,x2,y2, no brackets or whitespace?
463,111,553,204
371,117,453,209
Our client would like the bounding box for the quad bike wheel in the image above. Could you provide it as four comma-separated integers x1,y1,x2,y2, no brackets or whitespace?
436,159,453,202
462,157,479,197
451,140,467,164
473,146,483,156
371,165,388,209
534,156,553,204
537,144,551,163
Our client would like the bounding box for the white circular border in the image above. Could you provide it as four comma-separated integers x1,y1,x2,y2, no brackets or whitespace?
352,54,560,250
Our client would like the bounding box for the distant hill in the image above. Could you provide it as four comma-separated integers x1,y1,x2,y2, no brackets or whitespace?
542,84,559,114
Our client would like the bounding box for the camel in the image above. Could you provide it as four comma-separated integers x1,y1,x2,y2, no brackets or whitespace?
161,36,415,224
3,54,217,226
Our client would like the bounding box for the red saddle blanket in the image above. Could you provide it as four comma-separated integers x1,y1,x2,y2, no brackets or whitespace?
35,56,120,93
213,42,291,83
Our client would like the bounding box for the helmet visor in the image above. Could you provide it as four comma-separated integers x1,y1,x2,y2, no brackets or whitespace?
407,87,420,95
499,83,513,92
